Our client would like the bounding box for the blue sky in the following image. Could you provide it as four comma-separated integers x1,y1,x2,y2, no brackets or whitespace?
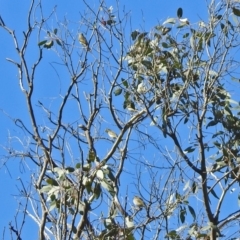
1,0,233,239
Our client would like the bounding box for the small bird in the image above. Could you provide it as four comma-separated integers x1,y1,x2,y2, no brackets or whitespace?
78,33,90,51
133,196,146,208
105,129,118,139
179,18,190,25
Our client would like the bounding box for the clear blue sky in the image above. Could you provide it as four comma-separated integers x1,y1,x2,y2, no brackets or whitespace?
0,0,218,239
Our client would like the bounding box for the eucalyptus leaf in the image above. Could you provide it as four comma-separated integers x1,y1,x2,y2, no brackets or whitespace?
114,88,122,96
163,18,176,25
177,8,183,18
233,7,240,17
188,205,196,221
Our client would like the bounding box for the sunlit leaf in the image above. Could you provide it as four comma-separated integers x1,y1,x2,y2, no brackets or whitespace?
179,18,189,25
44,40,54,49
163,18,176,25
162,27,171,35
97,169,104,180
114,88,122,96
104,218,113,229
40,185,52,193
190,36,195,49
82,163,91,172
125,216,134,228
49,201,57,211
183,181,190,191
100,179,115,196
38,40,47,46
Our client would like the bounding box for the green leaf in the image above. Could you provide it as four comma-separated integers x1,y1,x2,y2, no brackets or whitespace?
233,7,240,17
82,163,91,172
44,40,54,49
66,167,75,173
83,177,92,194
162,42,169,48
166,231,179,238
50,194,56,201
56,39,62,46
207,186,219,199
75,163,81,168
177,8,183,18
131,30,140,40
88,149,96,162
188,205,196,221
184,146,195,153
107,19,116,25
122,78,128,87
183,117,188,124
46,178,58,186
206,120,218,128
137,32,148,40
93,183,101,199
126,233,135,240
38,40,48,46
141,60,152,69
114,88,122,96
106,167,115,182
192,181,197,193
180,207,186,223
71,225,77,234
212,131,224,138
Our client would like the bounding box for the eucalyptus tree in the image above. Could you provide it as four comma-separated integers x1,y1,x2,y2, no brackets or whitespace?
1,0,240,239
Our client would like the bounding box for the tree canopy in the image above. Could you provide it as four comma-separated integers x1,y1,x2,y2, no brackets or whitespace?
1,0,240,239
